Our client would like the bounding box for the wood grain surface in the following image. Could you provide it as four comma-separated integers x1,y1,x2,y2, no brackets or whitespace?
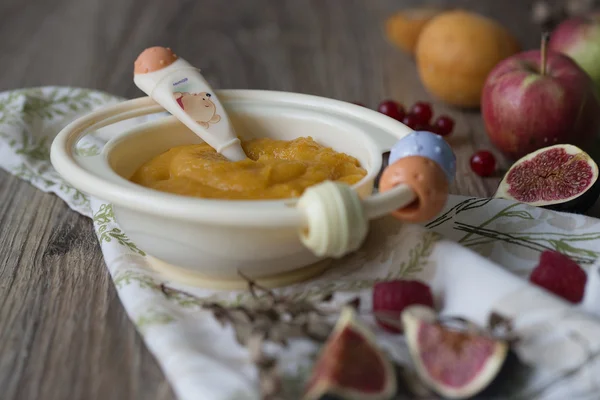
0,1,547,399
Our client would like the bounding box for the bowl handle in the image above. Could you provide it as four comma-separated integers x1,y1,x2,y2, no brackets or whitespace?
296,180,422,259
296,155,449,258
373,155,450,223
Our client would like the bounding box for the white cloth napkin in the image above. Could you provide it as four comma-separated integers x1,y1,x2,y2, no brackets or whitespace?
2,87,600,400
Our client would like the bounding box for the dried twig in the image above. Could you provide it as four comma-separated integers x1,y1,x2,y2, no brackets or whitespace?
159,274,336,399
346,296,361,310
237,270,277,302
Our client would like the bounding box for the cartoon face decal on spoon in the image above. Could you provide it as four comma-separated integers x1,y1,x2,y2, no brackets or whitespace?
174,91,222,128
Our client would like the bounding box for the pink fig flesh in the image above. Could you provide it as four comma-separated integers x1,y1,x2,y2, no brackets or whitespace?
495,144,599,206
308,328,387,393
402,306,508,399
506,148,594,202
304,308,396,400
417,322,499,388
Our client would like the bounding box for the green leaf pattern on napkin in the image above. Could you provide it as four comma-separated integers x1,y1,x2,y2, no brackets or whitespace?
93,204,146,256
136,311,176,334
114,270,161,291
0,87,122,216
428,198,600,269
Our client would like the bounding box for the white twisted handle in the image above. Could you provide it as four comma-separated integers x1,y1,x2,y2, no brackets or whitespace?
296,181,369,258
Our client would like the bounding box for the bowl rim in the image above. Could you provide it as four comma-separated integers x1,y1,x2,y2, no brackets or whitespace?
51,89,412,227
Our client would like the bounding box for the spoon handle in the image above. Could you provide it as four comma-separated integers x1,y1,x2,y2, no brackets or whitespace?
133,47,246,161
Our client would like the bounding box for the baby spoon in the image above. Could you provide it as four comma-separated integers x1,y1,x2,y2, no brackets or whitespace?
133,46,247,161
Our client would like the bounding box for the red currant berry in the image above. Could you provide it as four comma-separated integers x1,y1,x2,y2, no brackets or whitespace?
470,150,496,177
409,101,433,125
433,115,455,137
377,100,405,121
402,114,420,129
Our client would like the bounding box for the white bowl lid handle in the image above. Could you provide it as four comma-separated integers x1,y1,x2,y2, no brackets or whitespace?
296,180,417,258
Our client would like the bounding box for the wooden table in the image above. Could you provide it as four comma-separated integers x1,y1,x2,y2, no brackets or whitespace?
0,1,545,399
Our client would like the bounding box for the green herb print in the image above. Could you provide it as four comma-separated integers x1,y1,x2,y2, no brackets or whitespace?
0,87,116,157
114,270,160,290
135,310,175,333
0,90,30,126
15,135,50,161
0,87,123,214
12,163,54,187
394,231,441,278
11,162,90,208
220,230,443,305
426,197,493,229
93,204,146,256
0,87,114,123
447,202,599,265
457,221,599,264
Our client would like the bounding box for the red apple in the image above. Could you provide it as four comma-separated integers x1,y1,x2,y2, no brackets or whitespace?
549,15,600,90
481,49,600,160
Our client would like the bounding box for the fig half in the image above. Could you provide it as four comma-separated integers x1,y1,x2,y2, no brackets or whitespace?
303,307,397,400
494,144,600,212
402,305,509,399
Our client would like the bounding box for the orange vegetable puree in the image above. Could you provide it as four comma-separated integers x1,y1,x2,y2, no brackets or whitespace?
130,137,367,200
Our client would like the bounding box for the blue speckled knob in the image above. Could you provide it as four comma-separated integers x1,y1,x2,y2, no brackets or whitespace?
388,131,456,183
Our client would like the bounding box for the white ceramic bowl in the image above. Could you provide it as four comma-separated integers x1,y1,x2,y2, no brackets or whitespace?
51,90,413,283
